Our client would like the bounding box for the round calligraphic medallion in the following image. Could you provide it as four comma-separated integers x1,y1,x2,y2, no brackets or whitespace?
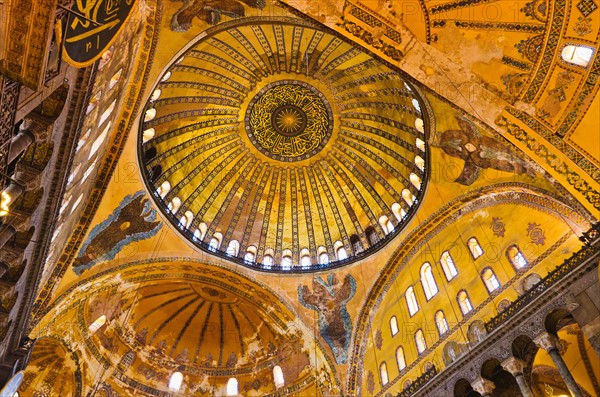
245,81,333,161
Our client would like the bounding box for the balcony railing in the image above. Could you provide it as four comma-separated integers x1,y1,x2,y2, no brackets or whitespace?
396,365,437,397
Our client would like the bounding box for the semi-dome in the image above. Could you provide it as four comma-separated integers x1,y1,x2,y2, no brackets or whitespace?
139,17,429,272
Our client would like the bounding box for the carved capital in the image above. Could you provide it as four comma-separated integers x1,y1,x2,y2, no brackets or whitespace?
501,356,527,376
534,331,560,352
471,378,495,395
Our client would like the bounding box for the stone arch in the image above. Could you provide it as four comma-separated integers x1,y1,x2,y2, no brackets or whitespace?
453,378,476,397
544,307,576,334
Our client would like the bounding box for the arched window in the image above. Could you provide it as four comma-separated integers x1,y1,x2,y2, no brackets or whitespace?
167,197,181,214
180,211,194,229
405,286,419,316
409,173,421,189
226,240,240,256
77,129,91,152
411,98,421,113
226,378,238,396
108,69,122,90
244,246,257,262
318,247,329,265
88,315,106,334
507,245,528,269
415,137,425,151
197,222,208,240
561,45,594,67
380,362,389,386
481,267,501,293
273,365,284,389
467,237,483,259
142,127,155,143
157,181,170,199
300,248,311,268
144,108,156,122
150,88,162,101
336,246,348,260
457,290,473,315
71,194,83,214
365,226,379,246
350,234,363,254
415,329,427,354
161,71,172,82
440,251,458,280
281,249,293,270
263,254,273,269
402,189,414,206
209,234,221,251
435,310,449,336
99,100,116,126
415,155,425,172
193,229,201,241
396,346,406,371
415,118,425,133
420,262,438,300
391,203,403,222
379,215,394,235
390,316,399,336
169,371,183,391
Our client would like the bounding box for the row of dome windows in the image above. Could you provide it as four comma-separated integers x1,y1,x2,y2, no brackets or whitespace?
379,243,530,387
151,179,423,269
86,314,286,393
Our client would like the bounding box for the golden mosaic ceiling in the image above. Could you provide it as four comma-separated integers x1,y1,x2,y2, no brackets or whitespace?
139,17,429,271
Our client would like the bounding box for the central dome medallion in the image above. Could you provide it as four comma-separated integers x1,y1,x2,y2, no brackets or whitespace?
246,81,333,161
139,17,429,272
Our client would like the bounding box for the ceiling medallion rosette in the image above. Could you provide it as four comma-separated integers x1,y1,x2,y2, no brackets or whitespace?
139,17,429,272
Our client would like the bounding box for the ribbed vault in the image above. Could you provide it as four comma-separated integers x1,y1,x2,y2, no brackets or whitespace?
139,17,429,271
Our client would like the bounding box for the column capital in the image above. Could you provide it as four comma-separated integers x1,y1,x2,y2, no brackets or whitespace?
471,377,495,396
534,332,560,352
501,356,528,376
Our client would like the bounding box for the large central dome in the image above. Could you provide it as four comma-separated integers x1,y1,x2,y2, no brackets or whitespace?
139,17,429,272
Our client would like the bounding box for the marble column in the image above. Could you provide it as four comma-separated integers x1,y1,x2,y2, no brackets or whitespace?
0,225,16,249
534,332,584,397
501,356,534,397
471,377,495,397
7,122,35,164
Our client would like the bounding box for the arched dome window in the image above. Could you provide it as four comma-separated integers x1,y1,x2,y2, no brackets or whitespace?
415,329,427,354
333,241,347,261
300,248,311,268
440,251,458,280
365,226,379,246
167,197,181,214
89,122,111,160
226,240,240,256
88,315,106,334
209,233,222,252
396,346,406,371
180,211,194,229
481,267,501,293
226,378,238,396
561,45,594,67
150,88,162,101
390,315,399,336
457,290,473,315
410,173,422,189
281,249,293,270
108,69,122,90
402,189,415,206
273,365,285,389
415,155,425,172
244,246,257,262
263,254,273,269
169,371,183,391
467,237,483,259
317,246,329,265
157,181,170,199
415,117,425,133
379,215,394,235
380,362,389,386
391,203,403,221
99,100,116,127
415,137,425,151
420,262,438,300
161,71,172,82
411,98,422,113
507,245,528,269
405,286,419,316
435,310,449,336
144,108,156,122
142,128,155,143
77,128,91,152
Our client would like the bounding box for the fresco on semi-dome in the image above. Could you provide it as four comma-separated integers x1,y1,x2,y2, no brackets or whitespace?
72,191,162,275
298,273,356,364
